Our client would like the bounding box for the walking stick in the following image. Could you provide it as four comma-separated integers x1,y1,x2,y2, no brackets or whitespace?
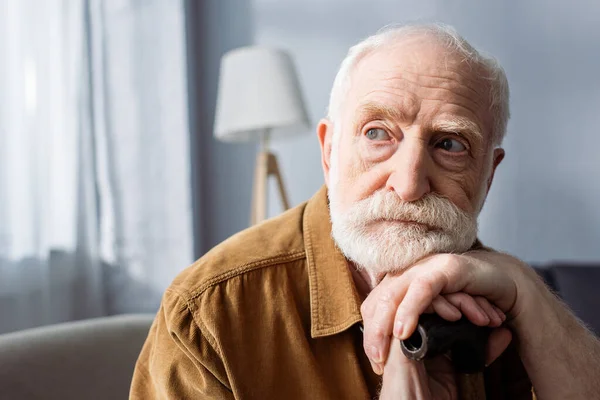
400,314,491,400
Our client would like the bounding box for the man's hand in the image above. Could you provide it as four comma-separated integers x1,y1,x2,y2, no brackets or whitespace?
361,250,529,375
375,293,514,399
362,250,600,400
373,293,513,400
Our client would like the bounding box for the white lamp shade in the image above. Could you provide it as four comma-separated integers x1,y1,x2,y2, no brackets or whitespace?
214,46,310,142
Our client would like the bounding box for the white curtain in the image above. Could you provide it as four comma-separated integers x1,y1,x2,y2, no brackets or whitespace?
0,0,193,334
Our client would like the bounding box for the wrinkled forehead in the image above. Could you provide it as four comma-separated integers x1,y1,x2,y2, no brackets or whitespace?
345,36,495,138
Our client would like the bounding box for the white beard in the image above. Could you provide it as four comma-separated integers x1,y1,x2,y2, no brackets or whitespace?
328,181,479,276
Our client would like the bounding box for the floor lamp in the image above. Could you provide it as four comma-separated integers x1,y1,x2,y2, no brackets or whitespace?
213,46,310,225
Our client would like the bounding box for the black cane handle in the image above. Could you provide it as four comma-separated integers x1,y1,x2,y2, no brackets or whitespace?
400,313,492,374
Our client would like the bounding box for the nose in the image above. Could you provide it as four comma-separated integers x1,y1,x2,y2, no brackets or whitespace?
385,139,431,202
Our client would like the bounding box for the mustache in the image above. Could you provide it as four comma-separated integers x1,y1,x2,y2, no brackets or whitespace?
342,190,473,232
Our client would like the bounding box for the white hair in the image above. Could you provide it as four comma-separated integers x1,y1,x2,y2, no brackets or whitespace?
326,23,510,147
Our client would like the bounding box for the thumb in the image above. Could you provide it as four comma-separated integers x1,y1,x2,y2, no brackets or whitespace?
485,327,512,366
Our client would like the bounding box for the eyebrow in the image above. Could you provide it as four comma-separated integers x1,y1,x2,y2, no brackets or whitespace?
354,102,406,127
432,117,483,142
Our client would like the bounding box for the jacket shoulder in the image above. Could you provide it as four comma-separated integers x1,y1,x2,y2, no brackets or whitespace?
169,202,308,301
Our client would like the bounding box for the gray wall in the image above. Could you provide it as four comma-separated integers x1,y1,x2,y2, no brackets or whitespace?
254,0,600,263
185,0,257,254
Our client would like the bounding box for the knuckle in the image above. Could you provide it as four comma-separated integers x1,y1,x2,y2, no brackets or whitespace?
363,341,380,360
411,277,434,298
363,327,385,349
365,318,387,338
371,325,386,341
438,254,469,286
376,289,396,310
441,253,463,270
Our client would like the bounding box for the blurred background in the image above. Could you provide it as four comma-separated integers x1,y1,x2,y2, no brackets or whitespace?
1,0,599,335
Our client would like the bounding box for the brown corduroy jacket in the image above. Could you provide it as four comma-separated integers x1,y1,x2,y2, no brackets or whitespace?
130,186,532,399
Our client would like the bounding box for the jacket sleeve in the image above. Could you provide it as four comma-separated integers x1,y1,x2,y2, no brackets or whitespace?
484,340,533,400
129,289,235,399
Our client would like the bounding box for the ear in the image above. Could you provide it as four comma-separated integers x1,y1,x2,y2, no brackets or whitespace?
486,147,505,195
317,118,335,187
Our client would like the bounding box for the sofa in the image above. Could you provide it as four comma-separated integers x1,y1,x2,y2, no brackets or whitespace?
533,263,600,336
0,314,154,400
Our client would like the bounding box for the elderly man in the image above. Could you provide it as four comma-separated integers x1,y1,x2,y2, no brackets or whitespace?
130,24,600,399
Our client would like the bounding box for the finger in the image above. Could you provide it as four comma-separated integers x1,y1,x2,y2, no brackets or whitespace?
474,296,503,327
493,305,507,322
393,273,448,340
360,283,381,322
369,359,383,376
391,255,477,339
485,327,513,366
442,292,490,326
360,282,387,372
363,286,401,368
424,304,435,314
431,295,461,321
394,295,463,339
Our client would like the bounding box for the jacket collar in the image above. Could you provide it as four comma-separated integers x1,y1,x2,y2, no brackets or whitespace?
303,185,363,338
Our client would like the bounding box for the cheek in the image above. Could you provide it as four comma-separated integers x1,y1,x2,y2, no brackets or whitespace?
334,156,364,206
432,167,487,213
334,143,388,204
335,137,361,179
340,152,364,182
436,182,475,213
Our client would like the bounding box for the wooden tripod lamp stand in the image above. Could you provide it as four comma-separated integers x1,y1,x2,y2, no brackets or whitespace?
251,131,291,225
214,46,310,225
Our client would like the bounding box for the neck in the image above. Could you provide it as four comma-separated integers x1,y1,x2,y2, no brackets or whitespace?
348,261,384,301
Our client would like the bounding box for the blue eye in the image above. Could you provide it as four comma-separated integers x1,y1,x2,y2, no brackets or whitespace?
365,128,390,141
436,138,466,153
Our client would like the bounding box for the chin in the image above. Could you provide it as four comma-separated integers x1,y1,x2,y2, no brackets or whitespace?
351,241,437,275
333,226,474,276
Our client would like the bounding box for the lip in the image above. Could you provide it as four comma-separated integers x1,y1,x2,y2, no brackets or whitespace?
372,218,437,231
